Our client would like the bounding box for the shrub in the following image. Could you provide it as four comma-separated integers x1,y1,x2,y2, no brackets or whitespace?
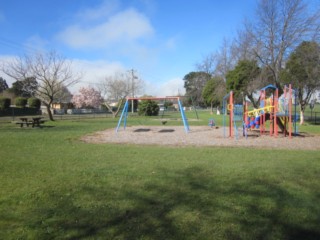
28,97,41,109
15,97,28,108
138,100,159,116
0,97,11,110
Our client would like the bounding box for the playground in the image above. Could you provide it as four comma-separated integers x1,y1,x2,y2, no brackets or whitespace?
82,86,320,150
81,125,320,150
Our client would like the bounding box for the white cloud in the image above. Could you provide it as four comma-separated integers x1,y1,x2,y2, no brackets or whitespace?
70,59,126,93
76,0,120,21
0,55,17,86
0,54,126,93
0,53,186,99
57,8,154,49
145,77,185,97
72,59,186,97
24,35,49,53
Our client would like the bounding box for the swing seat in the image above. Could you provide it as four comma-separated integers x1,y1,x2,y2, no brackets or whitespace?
208,118,215,127
161,121,167,125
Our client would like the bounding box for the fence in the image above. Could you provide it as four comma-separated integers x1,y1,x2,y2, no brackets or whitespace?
309,111,320,124
0,107,41,119
0,108,114,123
52,110,114,121
1,108,320,124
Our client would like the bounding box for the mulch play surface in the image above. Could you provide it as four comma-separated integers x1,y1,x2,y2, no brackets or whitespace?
81,126,320,150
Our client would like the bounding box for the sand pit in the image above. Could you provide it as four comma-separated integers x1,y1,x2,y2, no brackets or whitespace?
80,125,320,150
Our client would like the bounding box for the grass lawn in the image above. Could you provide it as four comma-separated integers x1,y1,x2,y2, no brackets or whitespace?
0,115,319,239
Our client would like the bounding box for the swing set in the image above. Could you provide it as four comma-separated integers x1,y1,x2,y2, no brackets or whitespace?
116,96,191,133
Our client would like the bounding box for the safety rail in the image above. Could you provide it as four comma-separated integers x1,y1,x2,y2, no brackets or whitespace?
247,106,274,117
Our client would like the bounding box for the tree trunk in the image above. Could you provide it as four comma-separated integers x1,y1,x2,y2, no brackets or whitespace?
299,110,304,125
104,104,116,118
247,94,259,108
103,97,126,118
45,104,54,121
299,104,306,125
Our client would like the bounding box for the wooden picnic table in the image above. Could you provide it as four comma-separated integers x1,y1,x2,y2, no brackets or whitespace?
16,118,32,127
15,117,45,128
32,117,44,127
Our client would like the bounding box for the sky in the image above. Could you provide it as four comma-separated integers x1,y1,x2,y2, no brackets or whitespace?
0,0,256,96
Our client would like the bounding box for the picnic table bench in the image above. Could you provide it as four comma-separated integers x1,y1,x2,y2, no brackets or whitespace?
31,117,45,127
15,117,45,128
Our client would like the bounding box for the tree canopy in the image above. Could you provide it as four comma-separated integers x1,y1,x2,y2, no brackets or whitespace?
183,71,211,106
226,60,261,106
280,41,320,123
8,77,38,97
244,0,320,91
1,51,80,120
0,77,9,93
99,71,144,117
138,100,159,116
202,76,225,110
194,0,320,109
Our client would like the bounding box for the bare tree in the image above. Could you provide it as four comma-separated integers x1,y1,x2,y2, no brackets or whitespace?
196,38,247,108
233,27,257,62
197,38,240,83
214,39,239,81
246,0,320,91
99,71,144,117
1,51,80,120
196,53,216,76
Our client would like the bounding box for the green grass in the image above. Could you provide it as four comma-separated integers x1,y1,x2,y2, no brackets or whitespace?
0,116,320,239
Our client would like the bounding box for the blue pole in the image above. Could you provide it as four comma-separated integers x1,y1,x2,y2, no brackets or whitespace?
123,101,129,130
234,120,238,140
178,99,190,133
116,100,129,132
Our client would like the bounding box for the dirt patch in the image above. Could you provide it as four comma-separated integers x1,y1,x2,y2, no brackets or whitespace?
80,126,320,150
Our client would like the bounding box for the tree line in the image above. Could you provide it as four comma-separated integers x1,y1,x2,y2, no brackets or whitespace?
0,52,145,120
0,0,319,123
183,0,320,124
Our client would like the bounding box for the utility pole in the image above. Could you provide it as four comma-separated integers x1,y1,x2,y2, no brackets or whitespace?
130,69,137,113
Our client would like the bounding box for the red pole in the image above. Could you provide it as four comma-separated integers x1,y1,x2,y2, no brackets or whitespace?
260,90,265,135
289,84,292,138
274,88,278,137
229,91,233,138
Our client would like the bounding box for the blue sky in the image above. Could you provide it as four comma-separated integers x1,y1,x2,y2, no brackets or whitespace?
0,0,256,96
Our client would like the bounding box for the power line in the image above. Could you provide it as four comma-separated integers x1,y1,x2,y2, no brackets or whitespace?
0,36,44,55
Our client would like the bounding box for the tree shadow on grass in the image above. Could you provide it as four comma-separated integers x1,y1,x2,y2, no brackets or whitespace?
13,167,320,239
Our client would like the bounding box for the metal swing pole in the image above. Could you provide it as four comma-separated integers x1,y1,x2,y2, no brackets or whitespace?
178,99,190,133
116,99,129,132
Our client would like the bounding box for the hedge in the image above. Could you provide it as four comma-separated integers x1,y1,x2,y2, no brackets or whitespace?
0,97,11,110
28,97,41,109
15,97,28,108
